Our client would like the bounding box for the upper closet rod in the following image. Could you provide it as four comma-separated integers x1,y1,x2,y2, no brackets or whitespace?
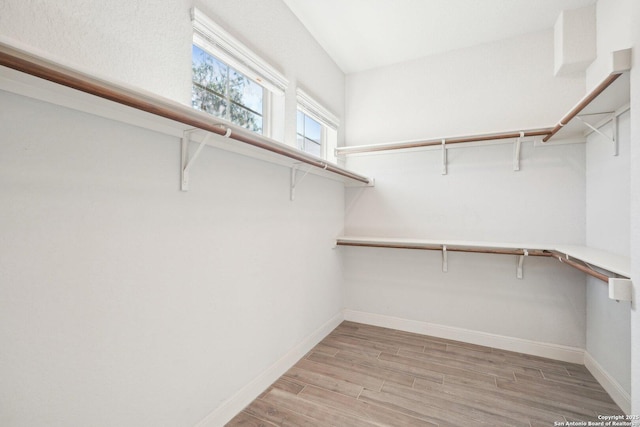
543,48,631,142
0,42,371,185
335,128,551,156
547,251,610,282
338,49,632,154
541,73,621,142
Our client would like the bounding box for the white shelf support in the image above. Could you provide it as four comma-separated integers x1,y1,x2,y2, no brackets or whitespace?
442,245,448,272
290,165,297,201
441,139,448,175
181,128,230,191
517,249,528,279
513,132,523,171
181,131,209,191
576,114,618,156
290,163,312,201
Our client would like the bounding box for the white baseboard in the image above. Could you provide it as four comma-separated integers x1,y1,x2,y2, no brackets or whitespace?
343,309,585,364
584,352,631,414
195,312,344,427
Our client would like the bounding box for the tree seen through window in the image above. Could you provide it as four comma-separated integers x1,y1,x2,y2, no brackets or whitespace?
192,45,263,133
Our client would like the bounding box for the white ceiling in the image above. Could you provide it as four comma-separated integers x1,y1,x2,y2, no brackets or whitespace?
282,0,596,74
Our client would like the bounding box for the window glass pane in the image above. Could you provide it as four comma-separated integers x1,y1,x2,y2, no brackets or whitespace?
230,104,263,133
192,45,227,96
297,110,304,134
192,44,264,134
304,138,321,157
296,110,324,157
229,68,263,114
192,84,228,117
199,89,227,117
304,115,321,144
192,84,210,112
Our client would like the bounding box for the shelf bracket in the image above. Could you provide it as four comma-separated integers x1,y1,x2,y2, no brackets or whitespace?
290,163,312,201
516,249,528,279
441,139,447,175
442,245,448,272
513,132,523,171
181,128,230,191
181,131,209,191
576,114,618,156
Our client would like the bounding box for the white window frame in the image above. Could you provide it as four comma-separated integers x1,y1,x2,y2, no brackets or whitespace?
296,88,340,162
191,8,288,138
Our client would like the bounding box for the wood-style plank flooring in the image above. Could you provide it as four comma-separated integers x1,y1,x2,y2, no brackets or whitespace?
227,321,622,426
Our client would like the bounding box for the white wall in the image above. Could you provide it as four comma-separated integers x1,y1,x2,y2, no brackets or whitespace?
629,0,640,415
0,0,346,426
343,30,589,348
0,0,193,103
585,111,631,395
346,30,585,145
583,0,635,409
586,0,632,90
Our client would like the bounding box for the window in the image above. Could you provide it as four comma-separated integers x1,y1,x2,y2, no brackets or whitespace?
296,89,339,162
192,45,263,133
191,8,288,138
296,111,322,157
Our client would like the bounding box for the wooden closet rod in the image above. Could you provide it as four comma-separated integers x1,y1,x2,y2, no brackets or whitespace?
547,251,610,282
337,238,620,283
338,50,631,154
335,129,552,156
336,240,549,257
542,73,622,142
0,42,371,185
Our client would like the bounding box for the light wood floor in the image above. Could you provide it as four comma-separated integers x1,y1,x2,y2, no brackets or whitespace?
227,321,622,426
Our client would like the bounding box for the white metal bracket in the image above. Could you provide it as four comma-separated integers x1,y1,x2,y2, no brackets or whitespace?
513,132,523,171
181,128,231,191
181,131,210,191
290,163,312,201
442,245,448,272
576,113,618,156
583,261,599,273
441,139,448,175
516,249,528,279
